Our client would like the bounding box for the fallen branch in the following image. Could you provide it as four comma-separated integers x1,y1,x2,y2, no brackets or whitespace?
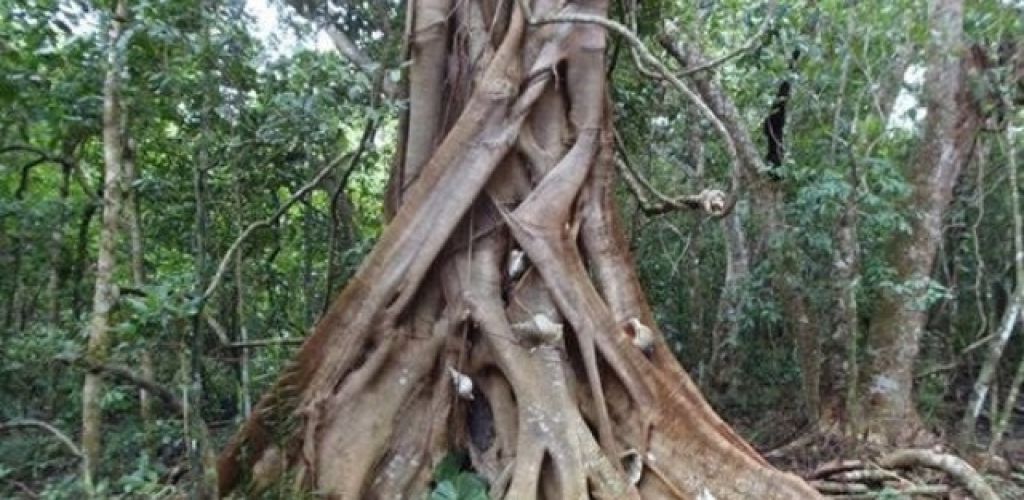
0,418,82,458
809,459,865,480
810,480,869,494
877,449,999,500
821,484,949,499
830,468,905,484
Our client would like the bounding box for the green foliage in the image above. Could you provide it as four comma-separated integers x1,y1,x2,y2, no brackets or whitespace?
430,452,489,500
0,0,396,495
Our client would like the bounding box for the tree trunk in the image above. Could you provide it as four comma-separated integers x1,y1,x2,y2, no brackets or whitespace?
862,0,981,445
217,2,819,498
46,139,78,324
708,210,749,394
123,137,145,288
121,136,155,444
71,200,98,320
81,0,127,488
233,171,253,419
815,22,912,439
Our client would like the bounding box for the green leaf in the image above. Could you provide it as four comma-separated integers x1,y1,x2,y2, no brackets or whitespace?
430,480,458,500
432,452,465,482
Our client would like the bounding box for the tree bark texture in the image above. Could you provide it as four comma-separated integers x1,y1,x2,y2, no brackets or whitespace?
217,1,820,498
863,0,982,445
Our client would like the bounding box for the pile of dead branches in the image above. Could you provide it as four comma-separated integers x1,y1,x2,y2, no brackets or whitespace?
808,449,1002,499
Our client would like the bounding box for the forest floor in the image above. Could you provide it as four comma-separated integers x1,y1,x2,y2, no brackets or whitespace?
759,417,1024,498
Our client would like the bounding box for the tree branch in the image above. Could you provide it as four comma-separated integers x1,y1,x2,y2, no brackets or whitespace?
57,354,184,414
613,130,732,216
2,143,95,197
0,418,83,458
202,147,357,303
323,24,380,76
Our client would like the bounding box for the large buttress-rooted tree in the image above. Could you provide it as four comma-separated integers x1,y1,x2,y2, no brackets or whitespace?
217,1,820,497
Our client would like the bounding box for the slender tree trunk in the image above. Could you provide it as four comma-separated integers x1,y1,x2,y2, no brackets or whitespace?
121,137,155,443
123,137,144,288
232,170,252,419
863,0,981,445
217,2,819,498
708,209,749,394
71,201,99,320
301,201,316,326
81,0,127,489
183,1,220,493
815,24,911,439
964,127,1023,446
8,214,25,331
46,161,72,325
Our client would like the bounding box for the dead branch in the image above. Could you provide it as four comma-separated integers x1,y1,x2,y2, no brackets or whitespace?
830,469,904,484
877,449,999,500
204,313,301,349
4,479,39,498
809,480,869,494
821,484,950,499
0,418,83,458
809,459,865,479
